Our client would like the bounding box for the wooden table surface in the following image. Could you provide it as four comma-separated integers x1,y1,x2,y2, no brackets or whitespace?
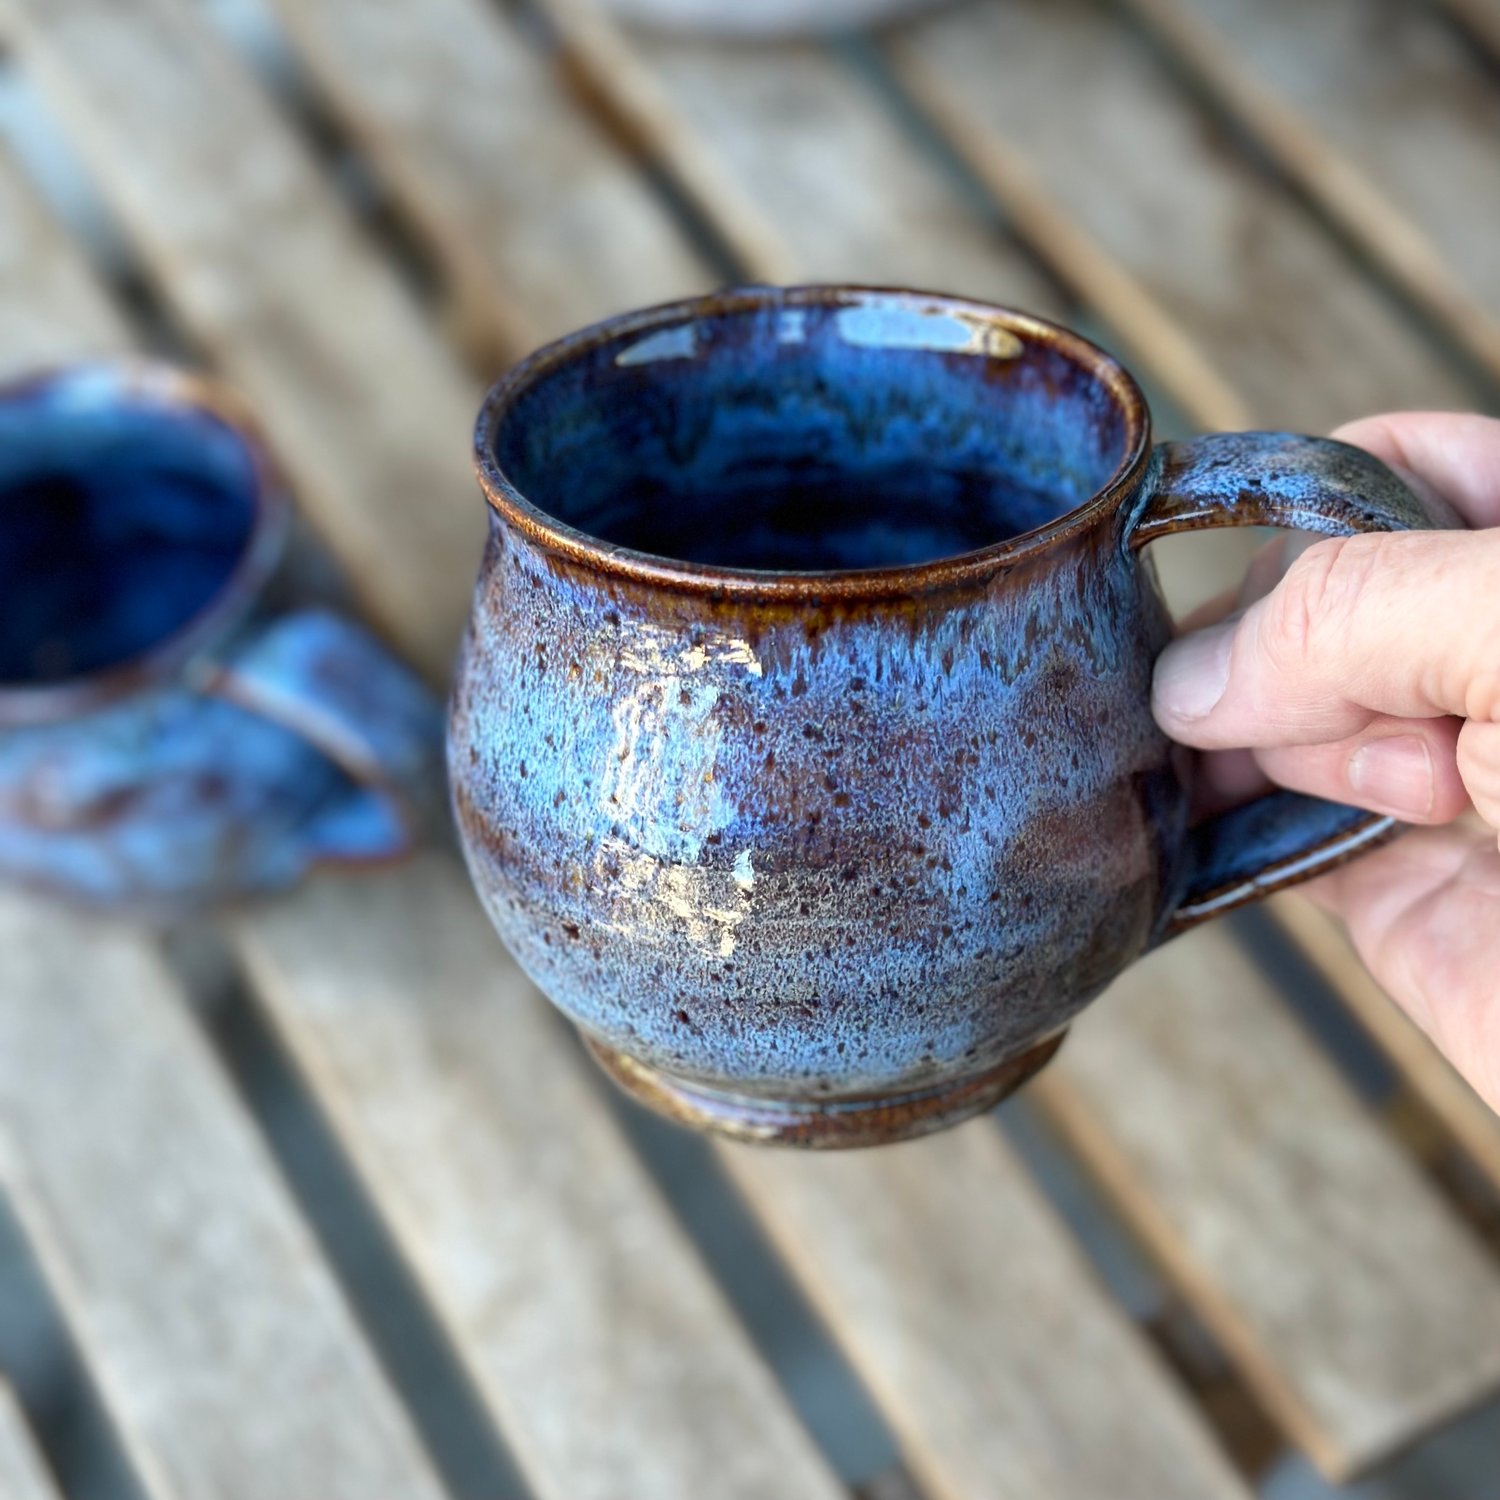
0,1,1498,1496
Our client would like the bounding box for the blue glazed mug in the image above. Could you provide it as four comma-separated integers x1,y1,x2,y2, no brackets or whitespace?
449,286,1443,1147
0,362,437,915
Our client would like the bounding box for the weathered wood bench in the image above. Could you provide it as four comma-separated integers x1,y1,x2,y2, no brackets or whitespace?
0,1,1498,1495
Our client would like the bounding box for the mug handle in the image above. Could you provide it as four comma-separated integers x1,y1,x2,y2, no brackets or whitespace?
1124,431,1448,940
196,609,440,868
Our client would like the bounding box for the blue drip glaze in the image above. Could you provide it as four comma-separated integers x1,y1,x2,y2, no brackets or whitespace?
452,291,1180,1097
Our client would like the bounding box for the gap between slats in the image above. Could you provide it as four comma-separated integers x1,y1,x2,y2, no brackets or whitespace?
1435,0,1500,70
0,1383,63,1500
170,930,536,1500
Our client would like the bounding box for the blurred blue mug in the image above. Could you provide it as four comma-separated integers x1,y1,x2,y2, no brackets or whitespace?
0,362,437,916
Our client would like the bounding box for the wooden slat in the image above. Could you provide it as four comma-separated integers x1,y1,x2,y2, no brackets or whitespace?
528,0,799,282
1268,893,1500,1195
1033,924,1500,1480
259,0,712,354
874,50,1255,436
886,0,1478,434
0,1386,60,1500
0,896,449,1500
232,854,846,1500
550,17,1067,313
0,0,487,679
724,1123,1251,1500
0,31,850,1500
0,148,130,370
1117,0,1500,386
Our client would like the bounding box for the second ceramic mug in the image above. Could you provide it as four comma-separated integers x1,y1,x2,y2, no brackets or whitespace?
450,286,1441,1147
0,362,437,915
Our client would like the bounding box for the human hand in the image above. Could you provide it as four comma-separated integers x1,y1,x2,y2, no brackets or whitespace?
1152,413,1500,1112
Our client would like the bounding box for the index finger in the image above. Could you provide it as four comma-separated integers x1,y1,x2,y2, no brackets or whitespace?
1155,526,1500,746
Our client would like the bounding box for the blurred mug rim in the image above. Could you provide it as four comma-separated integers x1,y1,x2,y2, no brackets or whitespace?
0,358,289,728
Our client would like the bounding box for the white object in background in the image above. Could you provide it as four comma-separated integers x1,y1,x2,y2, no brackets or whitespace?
595,0,945,35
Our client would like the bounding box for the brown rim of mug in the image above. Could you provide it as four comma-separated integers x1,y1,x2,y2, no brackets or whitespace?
473,284,1154,602
0,359,291,728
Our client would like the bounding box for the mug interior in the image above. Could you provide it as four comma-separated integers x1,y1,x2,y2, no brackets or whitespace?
488,290,1139,574
0,368,262,687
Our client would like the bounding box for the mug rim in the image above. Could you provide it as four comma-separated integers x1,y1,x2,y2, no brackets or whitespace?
0,359,290,727
474,284,1153,601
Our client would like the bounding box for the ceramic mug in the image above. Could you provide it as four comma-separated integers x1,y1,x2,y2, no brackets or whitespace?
0,362,437,915
450,286,1439,1148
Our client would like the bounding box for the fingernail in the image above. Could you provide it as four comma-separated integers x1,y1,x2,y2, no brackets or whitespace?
1348,735,1434,820
1154,620,1236,724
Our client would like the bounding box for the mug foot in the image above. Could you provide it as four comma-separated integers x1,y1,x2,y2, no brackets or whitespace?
582,1031,1066,1149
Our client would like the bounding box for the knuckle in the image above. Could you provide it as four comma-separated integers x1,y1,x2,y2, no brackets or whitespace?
1261,533,1383,670
1470,676,1500,725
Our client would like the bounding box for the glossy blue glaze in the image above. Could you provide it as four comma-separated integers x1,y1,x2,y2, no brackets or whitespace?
0,363,438,916
495,295,1127,572
455,524,1177,1081
450,287,1440,1146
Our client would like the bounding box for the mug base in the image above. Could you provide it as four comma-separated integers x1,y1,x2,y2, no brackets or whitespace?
582,1031,1067,1149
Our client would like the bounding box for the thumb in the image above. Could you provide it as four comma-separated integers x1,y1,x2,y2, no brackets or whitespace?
1152,527,1500,826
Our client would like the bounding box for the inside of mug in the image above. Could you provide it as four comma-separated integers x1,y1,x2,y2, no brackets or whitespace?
0,370,261,686
491,293,1135,573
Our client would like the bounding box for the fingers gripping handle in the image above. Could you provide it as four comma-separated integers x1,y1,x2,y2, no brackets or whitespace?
1127,431,1448,937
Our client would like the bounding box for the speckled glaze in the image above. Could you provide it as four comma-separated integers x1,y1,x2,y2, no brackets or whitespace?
0,362,437,916
450,287,1440,1148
